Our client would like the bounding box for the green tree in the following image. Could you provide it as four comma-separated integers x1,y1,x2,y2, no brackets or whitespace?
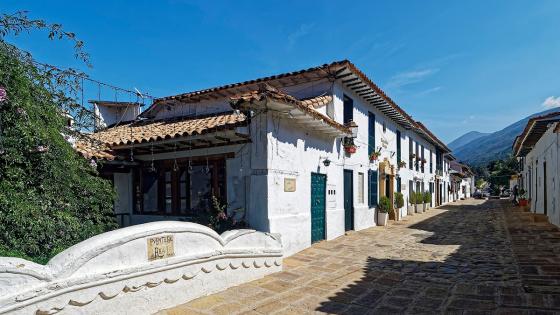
0,12,116,264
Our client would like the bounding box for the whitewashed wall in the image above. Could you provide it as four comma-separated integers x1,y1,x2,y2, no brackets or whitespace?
523,125,560,227
0,222,282,315
108,77,453,258
261,80,449,256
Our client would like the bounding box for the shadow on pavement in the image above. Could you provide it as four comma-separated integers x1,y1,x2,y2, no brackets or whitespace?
316,199,560,314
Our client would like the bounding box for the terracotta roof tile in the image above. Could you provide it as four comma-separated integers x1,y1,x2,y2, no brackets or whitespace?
301,95,333,108
91,112,247,147
230,85,350,134
513,111,560,156
74,139,116,160
415,121,452,153
146,60,449,152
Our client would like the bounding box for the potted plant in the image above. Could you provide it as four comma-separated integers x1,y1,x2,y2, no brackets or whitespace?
377,196,390,226
407,192,415,215
398,160,407,169
423,191,431,211
394,192,404,219
343,138,357,154
518,189,528,207
421,158,427,164
410,153,416,160
416,192,424,213
369,148,381,162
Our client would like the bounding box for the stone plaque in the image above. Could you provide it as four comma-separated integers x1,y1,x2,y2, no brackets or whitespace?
284,178,296,192
147,235,175,261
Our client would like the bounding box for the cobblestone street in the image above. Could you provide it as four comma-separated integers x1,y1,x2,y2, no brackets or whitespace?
158,199,560,314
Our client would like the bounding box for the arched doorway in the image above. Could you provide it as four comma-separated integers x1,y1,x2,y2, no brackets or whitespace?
378,158,397,220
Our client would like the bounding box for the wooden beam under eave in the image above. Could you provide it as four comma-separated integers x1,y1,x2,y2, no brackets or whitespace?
335,72,354,80
347,82,365,88
235,132,251,139
358,91,375,97
334,67,348,76
195,139,213,145
342,77,360,84
215,136,231,143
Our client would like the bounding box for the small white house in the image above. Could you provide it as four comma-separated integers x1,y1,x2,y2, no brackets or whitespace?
79,60,454,256
513,111,560,227
450,161,475,200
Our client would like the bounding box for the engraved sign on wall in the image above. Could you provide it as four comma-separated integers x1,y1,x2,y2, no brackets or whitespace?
284,178,296,192
147,235,175,261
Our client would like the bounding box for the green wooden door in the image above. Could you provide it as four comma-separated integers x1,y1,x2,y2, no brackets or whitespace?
311,173,327,243
344,169,354,231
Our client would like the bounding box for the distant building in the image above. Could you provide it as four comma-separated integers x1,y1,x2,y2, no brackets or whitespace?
450,161,475,200
78,60,454,256
513,111,560,227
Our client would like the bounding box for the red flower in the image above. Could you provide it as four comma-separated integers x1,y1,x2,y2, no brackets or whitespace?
0,87,6,102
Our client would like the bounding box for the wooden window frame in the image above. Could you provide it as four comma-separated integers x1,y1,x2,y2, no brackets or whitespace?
343,94,354,125
133,155,228,217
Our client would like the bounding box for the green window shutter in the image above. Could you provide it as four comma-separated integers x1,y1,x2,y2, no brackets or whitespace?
368,170,378,207
397,177,401,192
368,112,375,156
396,130,401,163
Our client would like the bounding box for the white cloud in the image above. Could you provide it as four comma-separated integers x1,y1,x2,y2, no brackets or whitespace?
387,68,439,89
414,86,442,97
287,24,314,50
542,96,560,109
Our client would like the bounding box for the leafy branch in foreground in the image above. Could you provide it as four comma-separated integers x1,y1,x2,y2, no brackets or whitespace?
0,11,90,67
0,12,116,264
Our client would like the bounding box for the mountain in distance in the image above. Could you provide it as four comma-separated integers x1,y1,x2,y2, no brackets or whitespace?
449,108,560,166
448,131,490,151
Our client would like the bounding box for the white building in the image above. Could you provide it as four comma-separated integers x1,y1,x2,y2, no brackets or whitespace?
450,161,475,200
513,111,560,227
79,60,454,256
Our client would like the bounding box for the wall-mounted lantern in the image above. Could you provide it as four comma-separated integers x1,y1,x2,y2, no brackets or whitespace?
323,158,331,167
347,121,358,138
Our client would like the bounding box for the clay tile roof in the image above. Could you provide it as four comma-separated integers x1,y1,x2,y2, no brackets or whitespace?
145,60,447,150
301,95,333,108
154,61,348,103
74,139,116,161
415,121,452,153
230,85,350,134
91,112,247,147
513,111,560,156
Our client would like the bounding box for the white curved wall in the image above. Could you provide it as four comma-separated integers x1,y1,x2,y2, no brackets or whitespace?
0,222,282,315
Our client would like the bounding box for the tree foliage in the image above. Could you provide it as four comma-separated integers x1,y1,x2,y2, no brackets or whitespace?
0,12,116,264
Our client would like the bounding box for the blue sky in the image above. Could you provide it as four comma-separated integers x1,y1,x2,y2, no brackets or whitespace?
3,0,560,142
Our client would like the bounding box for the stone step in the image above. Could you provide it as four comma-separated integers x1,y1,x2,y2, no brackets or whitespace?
533,214,549,223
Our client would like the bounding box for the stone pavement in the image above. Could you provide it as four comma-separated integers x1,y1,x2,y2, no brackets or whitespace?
157,199,560,314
